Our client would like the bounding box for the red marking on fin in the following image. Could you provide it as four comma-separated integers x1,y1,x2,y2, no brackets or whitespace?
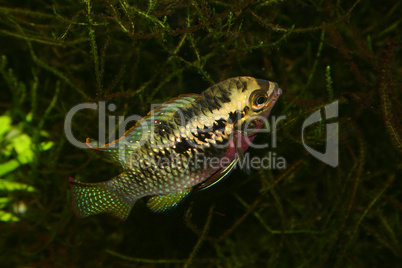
86,138,101,149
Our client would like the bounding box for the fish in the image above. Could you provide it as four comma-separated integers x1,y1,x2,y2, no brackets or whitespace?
69,76,282,221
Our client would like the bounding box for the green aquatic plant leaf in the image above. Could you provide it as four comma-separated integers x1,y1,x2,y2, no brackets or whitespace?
40,141,54,151
0,114,54,167
9,134,34,164
0,197,20,222
0,160,20,178
0,179,35,192
0,115,12,137
0,210,19,222
0,197,11,209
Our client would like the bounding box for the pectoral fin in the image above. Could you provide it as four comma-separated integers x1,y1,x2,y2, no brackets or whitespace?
146,188,192,212
197,158,238,191
236,146,251,175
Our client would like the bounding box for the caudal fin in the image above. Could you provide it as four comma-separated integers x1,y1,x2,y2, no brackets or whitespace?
69,178,133,221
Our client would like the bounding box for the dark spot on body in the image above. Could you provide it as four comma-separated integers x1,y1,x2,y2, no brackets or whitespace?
228,111,244,124
234,78,248,92
173,138,193,154
192,126,213,143
241,81,248,92
212,118,227,133
154,149,165,158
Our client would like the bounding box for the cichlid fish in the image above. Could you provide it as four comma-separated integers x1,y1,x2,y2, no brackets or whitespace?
70,76,282,221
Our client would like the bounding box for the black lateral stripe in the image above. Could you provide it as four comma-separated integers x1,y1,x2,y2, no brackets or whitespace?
153,149,165,158
172,138,193,154
212,118,227,132
192,126,213,143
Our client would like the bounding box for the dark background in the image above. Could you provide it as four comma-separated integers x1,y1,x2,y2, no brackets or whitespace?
0,0,401,267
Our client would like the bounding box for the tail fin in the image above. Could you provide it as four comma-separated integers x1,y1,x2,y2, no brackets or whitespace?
69,178,133,221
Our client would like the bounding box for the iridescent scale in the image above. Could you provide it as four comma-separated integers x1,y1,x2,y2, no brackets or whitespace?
70,76,281,220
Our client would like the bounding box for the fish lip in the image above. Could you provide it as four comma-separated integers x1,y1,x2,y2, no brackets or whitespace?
270,83,282,101
264,83,282,110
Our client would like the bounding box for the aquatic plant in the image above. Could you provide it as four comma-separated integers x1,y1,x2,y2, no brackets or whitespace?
0,0,400,267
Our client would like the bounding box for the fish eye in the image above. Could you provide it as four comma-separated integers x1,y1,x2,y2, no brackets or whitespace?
250,90,269,111
256,95,267,105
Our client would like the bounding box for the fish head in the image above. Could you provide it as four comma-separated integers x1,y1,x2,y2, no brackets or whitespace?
246,78,282,117
229,77,282,134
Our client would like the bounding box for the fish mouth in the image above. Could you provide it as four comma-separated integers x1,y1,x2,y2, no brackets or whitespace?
265,83,282,109
270,83,282,101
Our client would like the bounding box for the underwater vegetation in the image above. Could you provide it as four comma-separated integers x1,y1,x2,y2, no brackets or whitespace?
0,0,401,267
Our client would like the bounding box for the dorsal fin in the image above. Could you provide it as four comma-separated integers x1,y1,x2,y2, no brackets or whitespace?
86,94,200,151
146,188,192,212
142,94,199,123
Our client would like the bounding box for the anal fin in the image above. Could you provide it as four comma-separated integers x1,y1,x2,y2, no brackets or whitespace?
146,188,192,213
